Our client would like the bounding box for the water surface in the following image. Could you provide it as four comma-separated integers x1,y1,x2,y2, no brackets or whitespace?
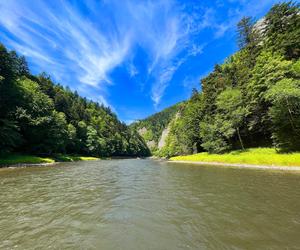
1,159,300,249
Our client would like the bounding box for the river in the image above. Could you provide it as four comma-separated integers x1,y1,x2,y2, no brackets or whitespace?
0,159,300,249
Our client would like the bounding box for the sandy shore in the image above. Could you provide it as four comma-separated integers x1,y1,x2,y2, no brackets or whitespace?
168,160,300,171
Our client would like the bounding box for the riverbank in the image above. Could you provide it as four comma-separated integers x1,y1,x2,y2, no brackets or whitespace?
0,153,100,167
169,161,300,171
169,148,300,169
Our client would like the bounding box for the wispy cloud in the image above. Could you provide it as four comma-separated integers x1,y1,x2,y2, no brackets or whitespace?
0,0,208,107
0,0,132,106
128,63,138,78
0,0,281,111
151,58,185,107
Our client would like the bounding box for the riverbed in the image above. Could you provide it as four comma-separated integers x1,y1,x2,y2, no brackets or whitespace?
1,159,300,249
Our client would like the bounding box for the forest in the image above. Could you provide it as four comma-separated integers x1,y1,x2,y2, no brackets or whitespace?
1,1,299,160
0,45,150,157
130,103,182,151
134,1,300,157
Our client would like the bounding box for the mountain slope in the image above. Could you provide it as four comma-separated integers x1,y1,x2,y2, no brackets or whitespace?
145,1,300,157
130,103,183,152
0,43,150,157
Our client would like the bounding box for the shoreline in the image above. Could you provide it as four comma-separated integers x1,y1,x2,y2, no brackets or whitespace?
0,162,59,169
0,154,101,169
0,156,144,169
168,160,300,171
0,159,104,169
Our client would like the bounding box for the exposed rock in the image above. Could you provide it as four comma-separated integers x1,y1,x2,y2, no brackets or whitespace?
138,127,148,136
158,127,170,149
137,127,157,150
175,111,181,119
254,17,267,35
147,140,156,149
158,111,181,149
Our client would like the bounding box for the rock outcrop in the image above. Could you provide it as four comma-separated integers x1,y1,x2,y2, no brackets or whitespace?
146,140,156,149
158,127,170,149
138,127,148,136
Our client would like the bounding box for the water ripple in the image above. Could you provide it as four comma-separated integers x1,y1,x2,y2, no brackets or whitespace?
0,159,300,249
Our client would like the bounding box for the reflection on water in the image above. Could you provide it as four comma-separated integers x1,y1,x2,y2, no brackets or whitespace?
1,159,300,249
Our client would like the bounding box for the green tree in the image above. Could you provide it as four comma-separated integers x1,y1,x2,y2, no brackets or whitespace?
216,88,248,150
200,117,230,154
247,51,293,140
265,78,300,151
86,125,99,155
0,119,22,154
178,91,204,153
237,17,257,50
265,1,300,59
0,42,150,157
43,111,68,154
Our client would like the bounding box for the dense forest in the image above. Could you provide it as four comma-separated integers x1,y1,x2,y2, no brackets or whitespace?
1,1,299,159
135,1,300,157
130,103,182,151
0,45,150,157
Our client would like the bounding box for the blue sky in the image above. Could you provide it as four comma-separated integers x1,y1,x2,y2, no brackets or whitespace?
0,0,282,123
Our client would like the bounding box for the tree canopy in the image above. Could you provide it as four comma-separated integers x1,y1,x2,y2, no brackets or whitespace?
141,1,300,156
0,44,150,157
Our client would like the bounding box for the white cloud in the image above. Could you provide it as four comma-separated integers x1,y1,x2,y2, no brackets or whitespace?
151,58,186,107
0,0,131,90
0,0,210,107
0,0,279,109
188,44,205,56
128,63,138,78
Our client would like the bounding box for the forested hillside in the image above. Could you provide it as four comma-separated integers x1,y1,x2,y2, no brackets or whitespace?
1,1,299,160
130,103,182,152
155,1,300,157
0,45,150,157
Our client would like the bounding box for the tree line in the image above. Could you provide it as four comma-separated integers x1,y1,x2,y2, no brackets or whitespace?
0,45,150,157
1,2,298,158
138,2,300,157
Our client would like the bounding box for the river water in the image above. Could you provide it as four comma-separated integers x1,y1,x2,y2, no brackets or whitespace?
0,159,300,249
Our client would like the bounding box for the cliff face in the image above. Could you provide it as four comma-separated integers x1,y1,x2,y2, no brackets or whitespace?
158,127,170,149
137,125,170,150
158,112,181,150
130,103,183,152
254,17,267,34
136,124,170,150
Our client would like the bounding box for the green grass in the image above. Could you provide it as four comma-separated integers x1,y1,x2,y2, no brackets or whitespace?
170,148,300,167
53,154,100,162
0,153,100,166
0,154,55,165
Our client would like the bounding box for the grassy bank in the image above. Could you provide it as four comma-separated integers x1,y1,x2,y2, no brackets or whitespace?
0,153,100,166
53,154,100,162
170,148,300,167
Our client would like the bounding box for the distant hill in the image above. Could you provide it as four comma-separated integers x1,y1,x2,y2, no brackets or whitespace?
130,103,183,152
